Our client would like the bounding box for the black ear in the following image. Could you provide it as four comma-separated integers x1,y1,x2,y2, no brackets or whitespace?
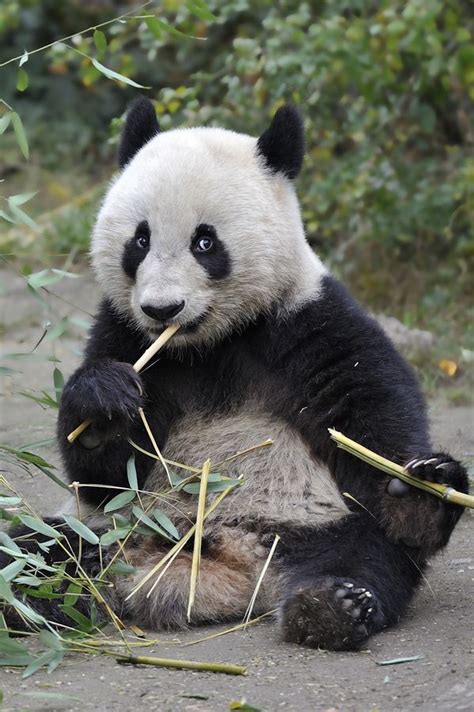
118,96,160,168
256,105,304,179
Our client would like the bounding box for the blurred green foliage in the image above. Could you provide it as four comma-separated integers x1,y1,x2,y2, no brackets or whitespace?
1,0,473,332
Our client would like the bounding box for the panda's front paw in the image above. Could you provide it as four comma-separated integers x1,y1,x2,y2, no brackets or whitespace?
383,452,469,554
59,360,143,444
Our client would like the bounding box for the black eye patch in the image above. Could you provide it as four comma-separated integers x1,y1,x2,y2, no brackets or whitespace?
122,220,150,280
191,224,231,280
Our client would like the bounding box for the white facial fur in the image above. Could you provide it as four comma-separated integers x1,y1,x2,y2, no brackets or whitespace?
91,125,327,349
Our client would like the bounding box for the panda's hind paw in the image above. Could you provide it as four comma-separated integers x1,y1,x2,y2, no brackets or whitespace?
281,578,382,651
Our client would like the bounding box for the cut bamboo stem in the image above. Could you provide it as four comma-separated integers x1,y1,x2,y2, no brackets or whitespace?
329,428,474,509
67,324,180,443
187,458,211,622
116,653,246,675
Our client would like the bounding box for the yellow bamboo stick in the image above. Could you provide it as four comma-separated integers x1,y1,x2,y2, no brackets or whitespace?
329,428,474,509
187,458,211,622
67,324,180,443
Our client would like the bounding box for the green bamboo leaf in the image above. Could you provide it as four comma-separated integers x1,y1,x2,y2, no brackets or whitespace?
108,561,136,575
11,112,29,159
132,506,173,540
19,514,61,539
0,496,22,507
126,454,138,491
16,68,29,92
0,575,14,603
153,509,180,540
12,598,47,625
0,209,15,223
0,112,12,135
146,16,191,39
53,368,64,401
63,582,82,607
27,269,64,290
99,527,130,547
63,515,99,545
186,0,218,22
0,636,29,655
103,490,136,513
0,559,26,581
9,191,37,206
8,203,38,230
93,29,107,53
22,649,58,679
91,58,149,88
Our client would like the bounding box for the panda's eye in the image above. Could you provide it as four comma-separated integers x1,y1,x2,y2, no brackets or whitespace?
194,236,214,253
136,233,149,249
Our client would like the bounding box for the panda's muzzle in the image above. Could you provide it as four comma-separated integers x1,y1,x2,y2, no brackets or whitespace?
141,301,185,322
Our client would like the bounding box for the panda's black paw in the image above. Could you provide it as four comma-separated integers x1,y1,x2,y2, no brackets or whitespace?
59,360,143,444
404,453,469,493
281,578,383,651
383,452,468,554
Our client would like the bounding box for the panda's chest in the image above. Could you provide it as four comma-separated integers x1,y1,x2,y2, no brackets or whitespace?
147,406,348,528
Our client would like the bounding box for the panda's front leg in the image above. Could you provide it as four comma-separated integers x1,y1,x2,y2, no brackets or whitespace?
57,359,158,502
380,452,469,555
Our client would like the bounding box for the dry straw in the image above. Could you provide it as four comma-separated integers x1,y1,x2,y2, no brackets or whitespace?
329,428,474,509
67,324,180,443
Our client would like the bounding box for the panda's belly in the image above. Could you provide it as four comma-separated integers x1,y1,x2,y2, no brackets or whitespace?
146,407,349,529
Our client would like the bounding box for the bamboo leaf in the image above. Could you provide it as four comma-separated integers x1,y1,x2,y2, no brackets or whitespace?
11,112,29,159
0,558,26,581
53,368,64,400
8,190,37,206
132,506,173,540
22,649,58,679
0,112,12,135
16,68,29,92
127,454,138,491
63,515,99,545
103,490,136,513
91,58,149,88
153,509,180,540
19,514,61,539
186,0,218,22
99,527,130,547
93,29,107,53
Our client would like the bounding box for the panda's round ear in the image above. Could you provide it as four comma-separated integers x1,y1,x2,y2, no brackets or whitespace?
256,104,304,180
118,96,160,169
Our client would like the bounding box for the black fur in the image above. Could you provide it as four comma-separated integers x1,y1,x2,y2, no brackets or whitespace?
191,224,231,280
118,97,160,169
121,220,151,280
48,275,468,647
257,104,305,179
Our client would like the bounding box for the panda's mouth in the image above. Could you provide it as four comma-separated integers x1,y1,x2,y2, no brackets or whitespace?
147,311,208,338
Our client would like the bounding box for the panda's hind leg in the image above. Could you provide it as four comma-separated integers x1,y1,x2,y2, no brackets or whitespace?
279,513,423,651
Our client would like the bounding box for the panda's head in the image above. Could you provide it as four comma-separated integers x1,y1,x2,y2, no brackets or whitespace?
91,97,326,349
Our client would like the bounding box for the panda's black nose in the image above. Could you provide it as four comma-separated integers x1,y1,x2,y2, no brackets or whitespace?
141,301,185,322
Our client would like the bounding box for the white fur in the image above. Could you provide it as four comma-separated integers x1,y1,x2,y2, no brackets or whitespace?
91,126,327,349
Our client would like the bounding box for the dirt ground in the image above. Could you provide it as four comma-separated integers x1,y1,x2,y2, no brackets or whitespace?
0,268,473,712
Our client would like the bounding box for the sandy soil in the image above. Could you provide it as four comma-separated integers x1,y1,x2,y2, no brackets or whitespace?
0,268,473,712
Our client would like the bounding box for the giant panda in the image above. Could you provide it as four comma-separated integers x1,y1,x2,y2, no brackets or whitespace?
3,98,469,651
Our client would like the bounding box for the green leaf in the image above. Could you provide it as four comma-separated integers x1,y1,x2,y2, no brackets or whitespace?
153,509,180,540
7,202,37,230
0,636,30,656
0,575,14,603
53,368,64,401
12,598,47,625
103,490,136,513
0,112,12,135
63,515,99,545
93,29,107,53
63,582,82,607
99,527,130,547
0,496,22,507
132,506,173,540
8,190,37,206
19,514,61,539
39,629,63,651
11,112,29,159
0,532,21,554
0,209,15,223
108,561,136,576
27,269,64,290
146,17,192,39
186,0,217,22
1,558,26,581
91,58,149,88
23,649,58,679
59,605,95,632
16,68,29,92
126,454,138,491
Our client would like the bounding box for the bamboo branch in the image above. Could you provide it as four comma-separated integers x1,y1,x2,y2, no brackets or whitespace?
329,428,474,509
187,459,210,622
116,653,246,675
67,324,180,443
